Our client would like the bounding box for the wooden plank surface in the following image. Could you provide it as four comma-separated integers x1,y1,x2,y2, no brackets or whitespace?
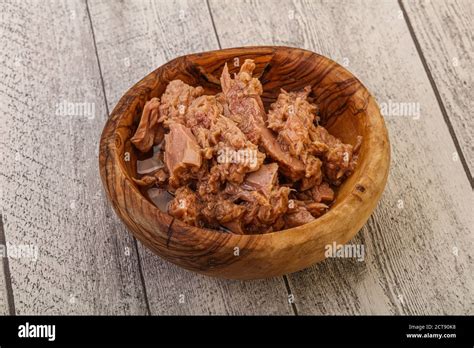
401,0,473,178
0,0,472,315
87,0,294,315
209,0,474,314
0,0,148,314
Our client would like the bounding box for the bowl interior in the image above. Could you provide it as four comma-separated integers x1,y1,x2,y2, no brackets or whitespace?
120,47,370,211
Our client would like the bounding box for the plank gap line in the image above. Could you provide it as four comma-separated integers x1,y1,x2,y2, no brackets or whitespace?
206,0,222,49
85,0,110,118
133,238,152,315
85,0,151,314
283,275,298,315
0,214,17,315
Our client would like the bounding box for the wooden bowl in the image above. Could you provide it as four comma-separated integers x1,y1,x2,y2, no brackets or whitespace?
99,46,390,280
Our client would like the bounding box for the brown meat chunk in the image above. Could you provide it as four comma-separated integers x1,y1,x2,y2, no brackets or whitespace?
132,168,168,188
213,116,265,182
311,126,361,185
299,156,323,191
289,181,333,220
310,182,334,203
185,95,222,131
194,114,266,187
224,181,290,233
268,89,311,127
159,80,204,126
243,163,279,194
220,60,265,143
284,202,316,229
268,87,324,187
164,123,202,188
306,202,329,217
183,95,223,160
132,175,157,188
168,187,202,226
202,195,245,225
220,61,305,180
131,98,161,152
176,93,266,186
259,127,305,180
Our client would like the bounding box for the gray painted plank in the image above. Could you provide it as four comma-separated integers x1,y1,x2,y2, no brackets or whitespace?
0,0,147,314
209,0,474,314
402,0,473,176
87,0,293,315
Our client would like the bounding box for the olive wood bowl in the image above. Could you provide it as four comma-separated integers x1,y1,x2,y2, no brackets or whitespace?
99,46,390,280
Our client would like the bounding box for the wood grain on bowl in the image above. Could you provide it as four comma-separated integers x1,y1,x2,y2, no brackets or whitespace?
99,46,390,280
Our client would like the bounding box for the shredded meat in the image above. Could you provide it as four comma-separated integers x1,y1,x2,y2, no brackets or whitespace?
284,201,316,228
158,80,204,126
132,168,168,187
202,194,245,227
258,127,306,180
161,86,266,187
130,98,161,152
310,182,335,203
311,126,362,185
220,60,305,180
130,59,362,234
243,163,279,194
168,187,202,226
220,60,266,143
268,87,326,189
223,182,290,233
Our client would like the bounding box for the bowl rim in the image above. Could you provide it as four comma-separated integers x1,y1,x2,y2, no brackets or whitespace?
100,45,390,247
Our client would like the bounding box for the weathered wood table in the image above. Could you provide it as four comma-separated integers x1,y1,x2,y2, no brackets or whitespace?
0,0,472,315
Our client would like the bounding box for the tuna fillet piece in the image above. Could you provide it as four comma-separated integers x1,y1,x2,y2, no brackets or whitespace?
284,201,316,228
131,98,162,152
258,127,305,180
267,87,324,188
158,80,204,126
243,162,279,195
168,187,202,226
220,60,305,180
164,123,202,188
310,126,362,185
219,164,291,233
